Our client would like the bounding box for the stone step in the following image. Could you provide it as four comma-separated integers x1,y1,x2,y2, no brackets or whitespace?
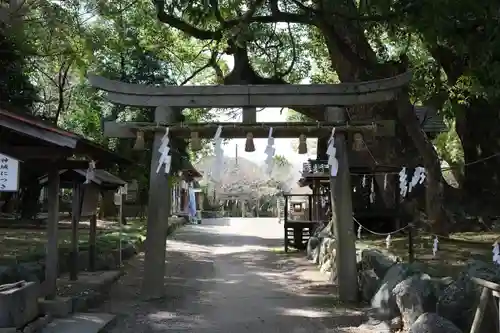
41,313,115,333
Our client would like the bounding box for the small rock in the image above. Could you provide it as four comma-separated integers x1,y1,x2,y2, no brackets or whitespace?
319,257,333,274
409,313,462,333
358,317,391,333
390,316,403,331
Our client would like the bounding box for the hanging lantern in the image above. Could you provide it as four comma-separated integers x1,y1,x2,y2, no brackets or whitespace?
352,132,364,151
190,131,202,151
298,134,307,154
245,132,255,152
132,130,145,150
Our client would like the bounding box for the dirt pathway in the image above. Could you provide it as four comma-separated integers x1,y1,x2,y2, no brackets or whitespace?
98,218,368,332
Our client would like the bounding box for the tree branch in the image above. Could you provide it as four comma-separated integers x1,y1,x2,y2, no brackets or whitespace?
154,0,221,40
153,0,314,41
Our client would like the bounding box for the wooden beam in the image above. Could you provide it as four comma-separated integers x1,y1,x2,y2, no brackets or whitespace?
103,121,395,139
326,106,358,302
88,71,411,97
141,106,173,299
103,90,399,108
45,169,60,300
0,146,71,160
88,72,412,108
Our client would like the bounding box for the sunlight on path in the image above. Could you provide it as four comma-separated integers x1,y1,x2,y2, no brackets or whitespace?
99,218,367,332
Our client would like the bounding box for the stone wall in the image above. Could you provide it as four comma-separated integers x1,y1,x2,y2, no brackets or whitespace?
307,226,500,333
357,249,500,333
306,223,336,275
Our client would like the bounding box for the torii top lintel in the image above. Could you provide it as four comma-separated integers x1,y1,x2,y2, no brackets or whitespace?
87,72,412,108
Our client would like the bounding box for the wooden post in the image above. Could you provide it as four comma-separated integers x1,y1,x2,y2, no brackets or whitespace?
470,287,491,333
69,182,82,281
89,213,97,272
284,195,289,252
326,106,358,302
407,225,414,263
307,195,314,221
118,191,125,267
45,169,60,299
242,107,257,123
141,106,173,299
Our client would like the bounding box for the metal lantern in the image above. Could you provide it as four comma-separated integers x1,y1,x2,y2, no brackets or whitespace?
245,132,255,152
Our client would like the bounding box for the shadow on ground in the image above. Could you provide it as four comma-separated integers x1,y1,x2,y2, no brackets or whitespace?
98,220,367,333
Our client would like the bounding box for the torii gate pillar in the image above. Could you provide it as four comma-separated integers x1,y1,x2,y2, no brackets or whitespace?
326,107,358,302
141,106,173,299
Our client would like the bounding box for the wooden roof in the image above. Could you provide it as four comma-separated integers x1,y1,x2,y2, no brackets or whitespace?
39,169,126,190
181,159,202,179
0,109,130,168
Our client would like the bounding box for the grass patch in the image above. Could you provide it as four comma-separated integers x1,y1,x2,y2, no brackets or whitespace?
0,220,147,264
359,231,500,277
268,246,300,254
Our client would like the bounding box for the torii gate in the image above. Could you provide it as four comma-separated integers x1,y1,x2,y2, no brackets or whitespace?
88,71,409,302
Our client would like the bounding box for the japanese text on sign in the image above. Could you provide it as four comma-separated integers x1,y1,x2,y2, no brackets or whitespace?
0,154,20,192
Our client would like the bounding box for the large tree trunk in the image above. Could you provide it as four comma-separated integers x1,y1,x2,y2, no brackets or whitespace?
317,13,450,233
455,97,500,212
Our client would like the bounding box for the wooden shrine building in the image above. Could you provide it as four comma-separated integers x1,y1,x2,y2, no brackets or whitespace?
171,161,203,218
0,108,129,299
39,169,126,275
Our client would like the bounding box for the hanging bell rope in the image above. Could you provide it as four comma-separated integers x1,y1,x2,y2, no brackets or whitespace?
245,132,255,152
132,130,145,150
298,134,307,154
190,131,202,151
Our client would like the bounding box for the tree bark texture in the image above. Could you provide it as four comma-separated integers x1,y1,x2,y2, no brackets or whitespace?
455,97,500,211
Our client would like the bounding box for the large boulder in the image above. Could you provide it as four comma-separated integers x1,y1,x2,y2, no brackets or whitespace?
371,263,422,319
409,313,462,333
318,237,336,274
393,274,438,329
358,269,380,303
437,260,500,333
306,236,320,262
360,249,396,278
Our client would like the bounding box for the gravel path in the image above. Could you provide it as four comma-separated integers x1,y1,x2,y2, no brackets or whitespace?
98,218,369,332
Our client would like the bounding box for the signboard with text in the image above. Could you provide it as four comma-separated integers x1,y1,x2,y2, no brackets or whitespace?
0,153,20,192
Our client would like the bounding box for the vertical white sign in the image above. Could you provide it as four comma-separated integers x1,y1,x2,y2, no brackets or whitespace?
0,153,19,192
